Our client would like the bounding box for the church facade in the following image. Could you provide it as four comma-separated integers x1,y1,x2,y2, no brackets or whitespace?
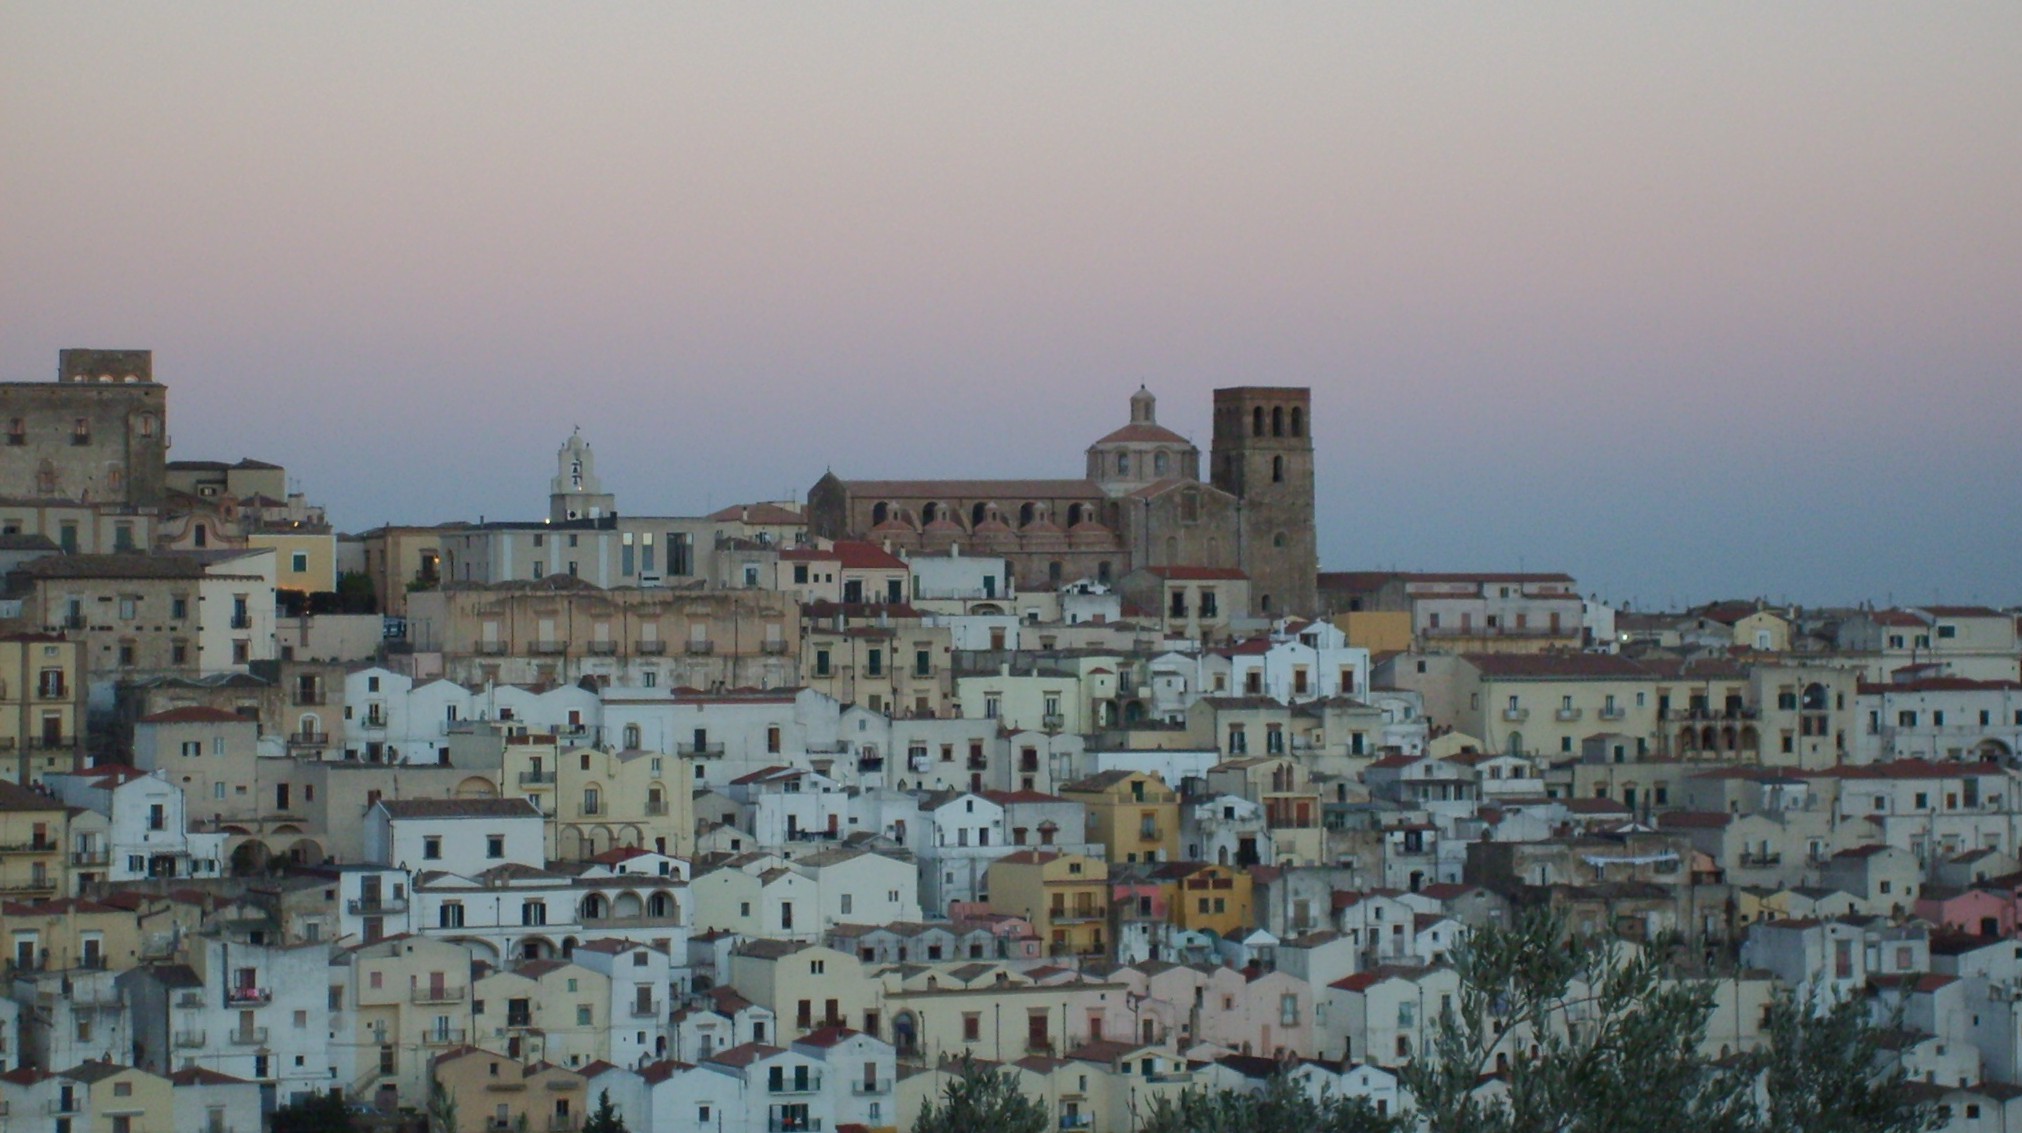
807,385,1317,617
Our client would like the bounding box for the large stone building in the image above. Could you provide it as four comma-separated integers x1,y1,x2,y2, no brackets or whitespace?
0,349,169,511
807,386,1317,617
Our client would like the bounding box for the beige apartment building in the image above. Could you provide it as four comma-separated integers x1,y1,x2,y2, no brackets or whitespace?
802,602,955,718
406,579,801,690
498,735,697,860
430,1045,589,1133
336,935,482,1108
0,632,85,782
10,550,276,684
0,779,72,902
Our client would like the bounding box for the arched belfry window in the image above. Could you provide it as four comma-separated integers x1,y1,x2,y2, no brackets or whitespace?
1289,406,1304,437
1271,406,1284,437
1252,407,1266,437
1272,455,1284,483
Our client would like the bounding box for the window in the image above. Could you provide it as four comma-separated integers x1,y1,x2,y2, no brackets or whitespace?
439,902,465,928
522,900,548,926
423,837,442,860
487,835,505,859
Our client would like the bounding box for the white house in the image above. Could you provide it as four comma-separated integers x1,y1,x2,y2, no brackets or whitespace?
364,797,546,875
917,791,1008,914
43,766,223,882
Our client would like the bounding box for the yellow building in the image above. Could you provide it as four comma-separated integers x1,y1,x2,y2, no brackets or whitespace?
499,737,697,860
726,940,875,1038
52,1062,175,1133
1,895,142,972
985,851,1110,959
0,779,70,901
1058,770,1180,865
249,528,338,593
1151,862,1254,937
431,1047,589,1133
472,958,611,1069
0,632,83,784
336,935,480,1108
1328,610,1414,654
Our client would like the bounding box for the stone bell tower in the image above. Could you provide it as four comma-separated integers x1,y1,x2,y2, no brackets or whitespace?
549,428,616,522
1210,387,1316,617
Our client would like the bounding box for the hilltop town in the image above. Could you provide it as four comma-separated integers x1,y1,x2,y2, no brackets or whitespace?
0,349,2016,1130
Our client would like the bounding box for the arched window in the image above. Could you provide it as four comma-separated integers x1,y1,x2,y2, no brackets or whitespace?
1067,503,1085,526
872,502,890,526
1116,453,1129,476
1153,451,1168,476
1272,455,1284,483
1048,561,1063,583
1252,407,1266,436
1019,502,1036,527
1271,406,1284,437
971,502,989,527
1289,406,1303,436
921,502,940,525
623,723,642,748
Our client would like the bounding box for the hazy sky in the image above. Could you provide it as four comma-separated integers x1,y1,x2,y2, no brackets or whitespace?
4,4,2018,608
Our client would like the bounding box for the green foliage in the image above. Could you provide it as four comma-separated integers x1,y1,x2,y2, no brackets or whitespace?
1401,910,1939,1133
1754,986,1943,1133
1140,1068,1404,1133
911,1053,1049,1133
270,1091,352,1133
583,1089,631,1133
426,1078,459,1133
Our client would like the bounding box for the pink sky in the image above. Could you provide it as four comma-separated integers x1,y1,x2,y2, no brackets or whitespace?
3,4,2018,605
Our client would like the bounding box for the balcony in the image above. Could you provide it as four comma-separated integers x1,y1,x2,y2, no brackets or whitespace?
769,1075,824,1095
173,1029,206,1048
586,640,618,655
850,1078,891,1095
229,1026,270,1045
423,1027,468,1045
347,896,408,915
1502,708,1529,722
676,741,724,757
644,801,668,816
550,1117,583,1133
685,639,715,655
629,999,662,1018
1739,852,1782,868
767,1122,822,1133
70,848,109,867
1138,827,1163,841
288,730,330,747
636,639,667,654
477,641,510,656
1060,1116,1093,1130
0,839,57,854
518,770,558,786
532,640,567,654
1042,713,1066,730
1599,706,1626,720
230,615,254,629
225,986,271,1006
412,985,467,1004
293,690,325,706
1555,707,1583,722
761,640,791,655
61,613,87,630
36,683,67,700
